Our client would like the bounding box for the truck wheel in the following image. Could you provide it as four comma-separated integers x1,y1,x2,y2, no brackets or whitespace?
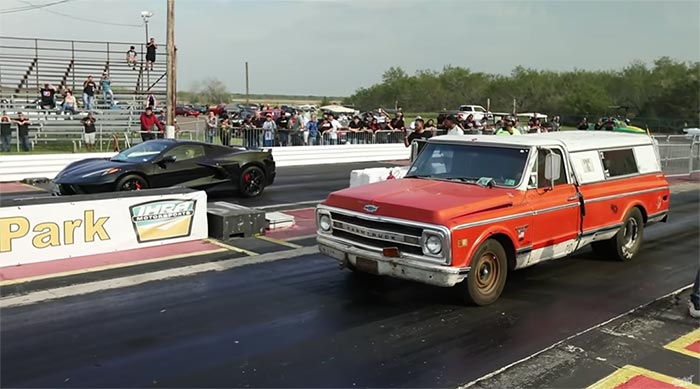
457,239,508,306
591,207,644,261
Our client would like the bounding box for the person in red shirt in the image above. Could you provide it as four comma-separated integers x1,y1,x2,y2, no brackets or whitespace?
139,106,163,142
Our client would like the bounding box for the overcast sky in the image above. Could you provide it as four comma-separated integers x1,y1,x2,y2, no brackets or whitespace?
1,0,698,96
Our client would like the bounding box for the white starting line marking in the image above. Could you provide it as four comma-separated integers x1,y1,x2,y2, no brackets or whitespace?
458,283,694,388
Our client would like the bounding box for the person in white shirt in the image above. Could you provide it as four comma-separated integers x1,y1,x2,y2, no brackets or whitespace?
327,114,342,144
444,115,464,135
262,114,277,147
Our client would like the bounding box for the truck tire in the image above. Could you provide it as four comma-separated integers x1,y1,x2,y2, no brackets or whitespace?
591,207,644,261
457,239,508,306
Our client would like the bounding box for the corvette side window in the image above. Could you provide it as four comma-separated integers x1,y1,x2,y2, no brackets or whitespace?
165,145,205,162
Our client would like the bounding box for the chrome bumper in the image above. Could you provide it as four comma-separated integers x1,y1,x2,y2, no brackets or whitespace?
317,235,469,287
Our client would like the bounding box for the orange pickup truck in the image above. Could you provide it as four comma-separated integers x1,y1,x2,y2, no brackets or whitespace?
316,132,670,305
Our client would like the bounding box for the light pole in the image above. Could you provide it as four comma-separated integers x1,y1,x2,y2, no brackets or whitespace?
141,10,153,90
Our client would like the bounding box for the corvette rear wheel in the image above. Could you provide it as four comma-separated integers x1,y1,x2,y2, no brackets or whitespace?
238,166,265,198
116,174,149,191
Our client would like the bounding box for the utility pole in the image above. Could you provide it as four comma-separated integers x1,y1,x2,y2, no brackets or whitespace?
245,62,249,104
166,0,176,131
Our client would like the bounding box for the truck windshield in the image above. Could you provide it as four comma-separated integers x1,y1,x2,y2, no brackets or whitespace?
406,143,530,187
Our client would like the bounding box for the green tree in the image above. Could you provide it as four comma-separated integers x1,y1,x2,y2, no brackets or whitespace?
192,78,231,105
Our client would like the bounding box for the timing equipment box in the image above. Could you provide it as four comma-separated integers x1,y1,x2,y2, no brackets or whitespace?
207,202,266,239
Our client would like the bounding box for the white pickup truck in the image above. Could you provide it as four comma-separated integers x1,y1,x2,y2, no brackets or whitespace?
458,105,490,121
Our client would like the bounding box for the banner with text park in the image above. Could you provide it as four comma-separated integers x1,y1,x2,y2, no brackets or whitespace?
0,191,208,266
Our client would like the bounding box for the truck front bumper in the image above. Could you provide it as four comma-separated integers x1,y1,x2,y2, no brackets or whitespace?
317,235,469,287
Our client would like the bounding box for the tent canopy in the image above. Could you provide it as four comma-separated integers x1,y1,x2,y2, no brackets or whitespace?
320,105,356,114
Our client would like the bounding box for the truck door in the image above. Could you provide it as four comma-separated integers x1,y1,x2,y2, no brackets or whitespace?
524,147,581,266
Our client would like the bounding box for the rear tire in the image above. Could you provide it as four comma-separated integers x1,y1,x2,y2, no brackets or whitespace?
238,166,266,198
457,239,508,306
116,174,148,191
591,207,644,261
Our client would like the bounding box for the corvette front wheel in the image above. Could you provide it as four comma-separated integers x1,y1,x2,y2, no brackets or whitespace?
116,174,149,191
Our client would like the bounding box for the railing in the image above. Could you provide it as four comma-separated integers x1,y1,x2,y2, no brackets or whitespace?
2,126,698,178
653,135,700,177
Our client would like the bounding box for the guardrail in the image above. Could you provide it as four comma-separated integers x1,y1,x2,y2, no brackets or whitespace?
0,143,409,182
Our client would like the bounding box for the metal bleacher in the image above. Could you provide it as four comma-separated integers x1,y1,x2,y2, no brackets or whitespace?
0,36,167,151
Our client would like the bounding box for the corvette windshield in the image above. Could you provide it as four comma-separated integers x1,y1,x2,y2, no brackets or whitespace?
111,142,169,163
406,143,530,187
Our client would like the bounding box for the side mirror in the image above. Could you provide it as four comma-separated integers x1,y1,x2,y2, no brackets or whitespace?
544,151,562,183
409,139,427,163
157,155,176,167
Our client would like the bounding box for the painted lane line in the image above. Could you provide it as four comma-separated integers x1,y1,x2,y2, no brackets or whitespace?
0,246,320,308
458,284,694,389
256,235,303,249
0,248,227,287
206,238,259,256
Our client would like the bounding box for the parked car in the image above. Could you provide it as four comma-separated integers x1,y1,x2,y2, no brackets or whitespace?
458,105,491,121
175,105,201,117
190,105,208,114
316,132,669,305
54,139,276,198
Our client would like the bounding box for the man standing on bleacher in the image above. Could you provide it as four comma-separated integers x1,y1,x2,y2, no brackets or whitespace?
139,106,163,142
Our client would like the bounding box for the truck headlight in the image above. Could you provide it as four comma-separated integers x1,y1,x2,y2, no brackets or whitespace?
318,214,332,232
422,234,443,256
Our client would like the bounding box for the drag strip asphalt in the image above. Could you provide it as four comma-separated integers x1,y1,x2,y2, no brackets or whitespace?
1,190,697,388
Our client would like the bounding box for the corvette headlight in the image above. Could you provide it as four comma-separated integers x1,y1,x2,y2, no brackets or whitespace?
422,234,443,256
81,168,121,178
318,214,332,232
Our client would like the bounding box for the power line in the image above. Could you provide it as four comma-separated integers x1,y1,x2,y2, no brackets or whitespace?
0,0,71,15
16,0,143,27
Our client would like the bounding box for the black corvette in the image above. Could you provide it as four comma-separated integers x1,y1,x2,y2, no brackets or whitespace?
54,139,276,197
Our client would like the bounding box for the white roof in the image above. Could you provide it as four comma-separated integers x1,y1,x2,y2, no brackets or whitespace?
431,131,654,152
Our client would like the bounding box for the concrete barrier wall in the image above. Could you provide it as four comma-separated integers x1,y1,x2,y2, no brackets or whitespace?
0,144,409,182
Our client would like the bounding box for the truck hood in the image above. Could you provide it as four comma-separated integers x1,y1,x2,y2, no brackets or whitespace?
323,178,522,226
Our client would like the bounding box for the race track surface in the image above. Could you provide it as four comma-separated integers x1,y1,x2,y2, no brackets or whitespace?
1,186,697,387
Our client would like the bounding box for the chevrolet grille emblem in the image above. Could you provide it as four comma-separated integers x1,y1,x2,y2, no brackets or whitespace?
363,204,378,213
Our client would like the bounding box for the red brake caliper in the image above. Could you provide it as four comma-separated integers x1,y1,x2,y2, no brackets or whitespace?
244,173,250,182
135,181,141,190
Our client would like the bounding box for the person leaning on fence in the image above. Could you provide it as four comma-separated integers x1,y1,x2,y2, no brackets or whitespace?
0,112,12,152
81,112,97,152
139,106,163,142
262,114,277,147
306,114,319,146
496,119,521,136
288,112,304,146
205,111,218,144
13,113,31,151
220,114,232,146
347,115,366,144
444,115,464,135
